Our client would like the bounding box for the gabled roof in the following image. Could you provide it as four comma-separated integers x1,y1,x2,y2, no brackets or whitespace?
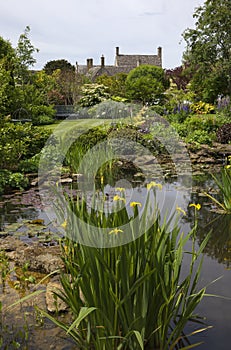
115,54,161,68
76,46,162,81
86,66,132,80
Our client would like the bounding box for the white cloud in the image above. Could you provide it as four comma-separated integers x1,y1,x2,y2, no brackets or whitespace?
0,0,205,69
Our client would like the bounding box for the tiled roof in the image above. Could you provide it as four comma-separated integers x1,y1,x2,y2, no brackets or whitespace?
76,47,162,81
115,54,161,68
87,66,132,79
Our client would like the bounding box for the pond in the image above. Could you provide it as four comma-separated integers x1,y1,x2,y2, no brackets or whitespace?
0,173,231,349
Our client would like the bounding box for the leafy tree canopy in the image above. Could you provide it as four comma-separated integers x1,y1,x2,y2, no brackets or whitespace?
182,0,231,102
0,36,15,60
125,65,169,105
43,59,75,75
96,73,128,98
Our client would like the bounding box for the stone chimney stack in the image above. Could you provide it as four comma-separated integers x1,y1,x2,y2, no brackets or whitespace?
116,46,120,56
157,46,162,66
101,55,105,67
87,58,93,70
87,58,90,70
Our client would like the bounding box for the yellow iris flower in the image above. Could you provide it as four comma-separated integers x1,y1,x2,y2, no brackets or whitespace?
176,206,186,216
113,195,126,202
130,201,142,208
109,228,123,235
189,203,201,211
147,181,163,191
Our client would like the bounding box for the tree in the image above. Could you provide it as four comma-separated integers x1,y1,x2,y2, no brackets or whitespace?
78,84,110,107
125,65,169,105
43,59,75,75
182,0,231,102
0,29,57,124
15,26,39,85
0,37,20,116
43,60,81,104
166,65,192,91
96,73,128,98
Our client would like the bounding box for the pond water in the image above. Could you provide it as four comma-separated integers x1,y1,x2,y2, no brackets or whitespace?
0,174,231,349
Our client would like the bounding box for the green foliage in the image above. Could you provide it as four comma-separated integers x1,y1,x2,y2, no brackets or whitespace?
170,113,227,145
65,126,108,171
78,84,110,107
0,122,52,170
42,189,209,349
29,104,55,125
0,170,11,194
14,26,39,87
125,65,169,105
164,83,193,119
43,59,75,75
0,28,58,120
185,129,214,145
0,36,15,60
7,172,29,190
0,170,29,193
204,166,231,212
96,73,128,98
182,0,231,102
18,154,40,173
15,26,38,70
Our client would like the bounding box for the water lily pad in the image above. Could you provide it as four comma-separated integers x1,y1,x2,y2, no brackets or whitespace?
28,219,45,225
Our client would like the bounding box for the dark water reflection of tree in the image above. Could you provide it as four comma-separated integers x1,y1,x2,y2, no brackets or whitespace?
185,189,231,267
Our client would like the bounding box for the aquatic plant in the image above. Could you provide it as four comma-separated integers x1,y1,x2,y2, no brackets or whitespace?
41,187,210,349
204,166,231,213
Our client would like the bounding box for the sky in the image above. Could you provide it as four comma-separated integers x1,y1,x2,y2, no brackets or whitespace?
0,0,205,70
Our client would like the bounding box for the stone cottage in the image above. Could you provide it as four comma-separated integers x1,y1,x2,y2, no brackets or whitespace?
76,46,162,81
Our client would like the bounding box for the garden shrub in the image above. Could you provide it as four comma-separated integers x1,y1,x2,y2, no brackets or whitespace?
78,84,110,107
65,126,108,171
0,170,11,194
185,129,215,145
7,172,29,190
29,105,55,125
0,170,29,194
190,101,215,114
216,123,231,144
18,154,40,173
0,122,52,170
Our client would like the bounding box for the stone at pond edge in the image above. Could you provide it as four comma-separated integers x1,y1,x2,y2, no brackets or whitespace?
46,280,69,313
1,236,63,273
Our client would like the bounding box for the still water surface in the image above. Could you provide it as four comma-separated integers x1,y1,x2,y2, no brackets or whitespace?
0,174,231,349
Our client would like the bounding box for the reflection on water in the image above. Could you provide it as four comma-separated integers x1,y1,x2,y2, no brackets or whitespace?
0,174,230,261
0,174,231,349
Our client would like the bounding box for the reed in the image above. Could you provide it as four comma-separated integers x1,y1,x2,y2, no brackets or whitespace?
204,166,231,213
42,188,209,350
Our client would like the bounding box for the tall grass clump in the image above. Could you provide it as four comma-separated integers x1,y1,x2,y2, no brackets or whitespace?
42,188,209,349
204,165,231,213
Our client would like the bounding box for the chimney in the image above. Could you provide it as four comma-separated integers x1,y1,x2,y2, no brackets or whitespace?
157,47,162,65
87,58,90,70
87,58,93,70
116,46,120,56
101,55,105,67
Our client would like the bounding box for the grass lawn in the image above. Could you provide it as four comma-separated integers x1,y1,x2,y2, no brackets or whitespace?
39,119,114,139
